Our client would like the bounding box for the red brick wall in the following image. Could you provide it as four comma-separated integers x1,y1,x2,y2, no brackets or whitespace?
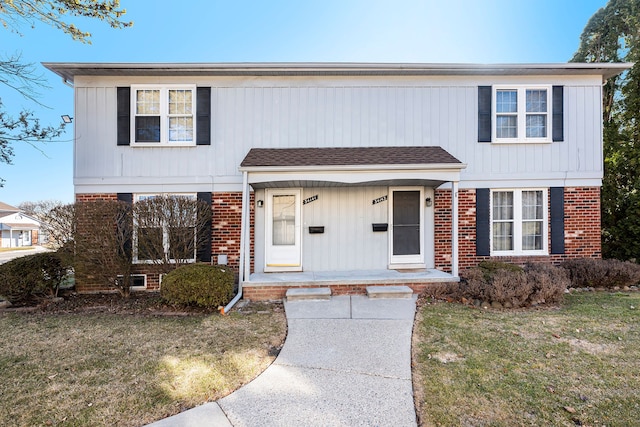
434,187,602,272
212,192,254,272
73,192,254,292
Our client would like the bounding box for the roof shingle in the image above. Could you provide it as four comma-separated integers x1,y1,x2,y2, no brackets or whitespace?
240,146,461,168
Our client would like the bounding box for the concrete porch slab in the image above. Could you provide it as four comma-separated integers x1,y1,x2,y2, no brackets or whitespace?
247,268,457,286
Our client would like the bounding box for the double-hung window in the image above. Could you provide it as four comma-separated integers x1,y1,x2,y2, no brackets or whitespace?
132,85,195,145
491,189,547,255
133,194,197,263
494,86,551,143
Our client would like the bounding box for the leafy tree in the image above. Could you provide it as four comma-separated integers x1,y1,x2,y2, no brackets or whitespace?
0,0,132,185
571,0,640,261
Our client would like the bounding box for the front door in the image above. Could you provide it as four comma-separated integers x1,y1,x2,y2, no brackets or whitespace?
389,187,424,267
265,189,302,272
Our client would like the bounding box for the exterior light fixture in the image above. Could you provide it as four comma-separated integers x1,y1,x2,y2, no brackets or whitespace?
425,197,432,207
257,199,264,207
61,115,73,124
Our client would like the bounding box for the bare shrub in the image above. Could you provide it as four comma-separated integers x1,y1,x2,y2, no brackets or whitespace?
560,258,640,289
488,269,530,307
458,262,568,308
74,199,133,297
133,195,212,271
460,267,488,301
423,282,461,300
525,263,568,304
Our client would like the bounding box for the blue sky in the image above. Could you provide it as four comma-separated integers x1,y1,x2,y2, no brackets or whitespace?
1,0,608,206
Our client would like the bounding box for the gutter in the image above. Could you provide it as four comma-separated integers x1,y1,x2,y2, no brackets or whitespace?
220,170,249,315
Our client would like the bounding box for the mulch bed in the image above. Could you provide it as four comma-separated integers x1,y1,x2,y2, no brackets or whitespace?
3,292,217,316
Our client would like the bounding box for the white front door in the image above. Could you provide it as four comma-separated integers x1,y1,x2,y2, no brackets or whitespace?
389,187,425,268
265,189,302,272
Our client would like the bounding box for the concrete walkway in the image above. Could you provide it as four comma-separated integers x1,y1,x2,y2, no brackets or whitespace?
147,294,418,427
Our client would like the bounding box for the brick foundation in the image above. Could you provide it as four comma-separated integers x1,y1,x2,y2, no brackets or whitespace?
434,187,602,272
243,282,448,301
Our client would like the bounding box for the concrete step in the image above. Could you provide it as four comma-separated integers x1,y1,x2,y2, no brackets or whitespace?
366,285,413,299
286,287,332,301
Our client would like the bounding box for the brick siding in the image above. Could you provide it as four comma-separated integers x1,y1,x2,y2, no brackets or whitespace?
73,192,253,292
434,187,602,272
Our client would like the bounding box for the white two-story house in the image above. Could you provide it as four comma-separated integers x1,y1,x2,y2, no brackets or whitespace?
44,62,629,299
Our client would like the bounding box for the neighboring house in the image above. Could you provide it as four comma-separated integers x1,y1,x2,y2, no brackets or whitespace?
44,62,630,298
0,202,41,248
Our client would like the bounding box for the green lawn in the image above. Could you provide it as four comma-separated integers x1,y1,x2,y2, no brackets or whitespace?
0,304,286,427
413,292,640,426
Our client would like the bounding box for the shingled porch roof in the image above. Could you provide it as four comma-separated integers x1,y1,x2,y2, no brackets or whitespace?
240,146,462,168
239,146,466,188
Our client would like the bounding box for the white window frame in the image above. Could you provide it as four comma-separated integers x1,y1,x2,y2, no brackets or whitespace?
492,85,552,144
132,193,198,264
130,84,196,146
490,188,548,256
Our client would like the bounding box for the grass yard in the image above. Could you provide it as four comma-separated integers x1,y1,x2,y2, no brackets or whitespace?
0,303,286,427
413,292,640,426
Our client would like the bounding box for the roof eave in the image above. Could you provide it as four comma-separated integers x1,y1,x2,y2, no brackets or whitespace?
42,62,634,84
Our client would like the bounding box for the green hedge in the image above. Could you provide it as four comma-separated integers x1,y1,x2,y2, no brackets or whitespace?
160,263,235,308
0,252,72,304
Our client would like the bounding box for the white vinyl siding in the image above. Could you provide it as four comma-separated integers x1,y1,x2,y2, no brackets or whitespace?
73,77,603,193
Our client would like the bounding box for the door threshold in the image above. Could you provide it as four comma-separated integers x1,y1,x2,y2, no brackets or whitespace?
388,263,426,270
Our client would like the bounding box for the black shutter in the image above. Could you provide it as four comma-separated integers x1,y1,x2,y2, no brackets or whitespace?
478,86,492,143
476,188,490,256
117,193,133,260
196,192,212,262
117,87,131,146
552,86,564,142
196,87,211,146
550,187,565,254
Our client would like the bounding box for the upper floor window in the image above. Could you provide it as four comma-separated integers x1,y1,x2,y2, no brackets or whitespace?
491,189,548,256
494,86,551,143
131,85,195,145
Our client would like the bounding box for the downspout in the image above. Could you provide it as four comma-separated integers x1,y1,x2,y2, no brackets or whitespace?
220,170,249,314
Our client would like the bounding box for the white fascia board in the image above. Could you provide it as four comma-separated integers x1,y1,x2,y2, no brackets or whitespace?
246,167,464,185
240,163,466,173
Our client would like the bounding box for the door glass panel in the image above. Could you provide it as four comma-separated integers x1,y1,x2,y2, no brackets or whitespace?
393,191,420,256
272,195,296,246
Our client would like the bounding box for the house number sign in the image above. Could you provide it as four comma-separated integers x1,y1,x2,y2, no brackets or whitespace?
303,195,319,205
372,195,388,205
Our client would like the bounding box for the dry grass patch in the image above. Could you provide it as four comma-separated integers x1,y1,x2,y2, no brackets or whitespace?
0,302,286,427
413,292,640,426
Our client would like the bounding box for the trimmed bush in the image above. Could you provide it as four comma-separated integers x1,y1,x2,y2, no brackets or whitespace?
455,262,568,308
560,258,640,289
160,263,235,308
0,251,71,304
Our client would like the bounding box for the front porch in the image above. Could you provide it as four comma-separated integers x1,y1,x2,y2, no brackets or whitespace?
242,268,459,301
